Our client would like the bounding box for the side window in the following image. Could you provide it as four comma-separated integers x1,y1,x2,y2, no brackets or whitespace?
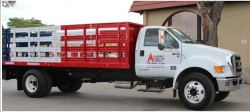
164,32,179,49
144,29,159,46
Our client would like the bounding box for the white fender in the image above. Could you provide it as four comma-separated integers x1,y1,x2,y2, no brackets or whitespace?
172,56,230,89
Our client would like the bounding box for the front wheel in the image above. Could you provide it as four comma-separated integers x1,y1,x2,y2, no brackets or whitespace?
214,92,230,101
178,73,215,110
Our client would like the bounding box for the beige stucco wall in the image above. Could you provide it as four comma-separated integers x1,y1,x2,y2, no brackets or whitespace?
218,2,250,71
143,2,250,71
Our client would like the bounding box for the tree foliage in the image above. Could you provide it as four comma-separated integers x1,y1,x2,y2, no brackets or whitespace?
197,1,225,47
7,17,54,28
2,1,16,7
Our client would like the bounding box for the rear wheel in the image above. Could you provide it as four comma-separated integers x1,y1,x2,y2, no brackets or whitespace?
39,69,52,97
214,92,230,101
57,78,82,93
178,73,215,110
22,69,48,98
57,82,82,92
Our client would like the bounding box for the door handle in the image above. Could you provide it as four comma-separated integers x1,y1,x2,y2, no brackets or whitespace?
140,50,144,56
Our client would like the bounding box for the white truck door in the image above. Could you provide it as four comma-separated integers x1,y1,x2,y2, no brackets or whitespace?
136,28,181,78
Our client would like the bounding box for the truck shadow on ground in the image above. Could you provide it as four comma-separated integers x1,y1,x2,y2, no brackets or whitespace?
48,91,238,111
205,101,241,111
49,91,186,110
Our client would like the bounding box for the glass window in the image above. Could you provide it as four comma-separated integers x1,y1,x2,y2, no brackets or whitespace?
144,29,159,46
167,28,196,43
172,12,197,40
165,21,168,27
163,11,203,42
164,31,179,49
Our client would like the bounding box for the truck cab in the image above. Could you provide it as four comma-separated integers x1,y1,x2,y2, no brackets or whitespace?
135,26,243,110
135,26,181,78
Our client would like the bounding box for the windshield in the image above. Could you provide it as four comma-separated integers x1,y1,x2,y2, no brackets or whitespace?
167,28,197,43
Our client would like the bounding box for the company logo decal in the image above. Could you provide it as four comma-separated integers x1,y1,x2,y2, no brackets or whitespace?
146,53,165,68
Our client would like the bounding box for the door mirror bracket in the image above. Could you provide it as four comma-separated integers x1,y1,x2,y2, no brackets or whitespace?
158,43,164,50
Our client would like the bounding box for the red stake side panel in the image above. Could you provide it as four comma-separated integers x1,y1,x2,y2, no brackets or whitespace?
2,22,145,69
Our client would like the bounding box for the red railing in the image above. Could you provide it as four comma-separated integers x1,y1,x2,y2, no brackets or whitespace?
59,22,144,68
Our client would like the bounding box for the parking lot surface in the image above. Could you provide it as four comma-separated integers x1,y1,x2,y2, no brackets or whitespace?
2,80,250,111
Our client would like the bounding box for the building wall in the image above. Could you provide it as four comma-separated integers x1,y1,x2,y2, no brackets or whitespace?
143,2,250,72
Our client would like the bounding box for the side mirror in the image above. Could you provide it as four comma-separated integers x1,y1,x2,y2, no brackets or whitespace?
158,29,165,50
158,43,164,50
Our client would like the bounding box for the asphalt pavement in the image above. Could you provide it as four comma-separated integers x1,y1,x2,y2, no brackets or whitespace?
2,80,250,111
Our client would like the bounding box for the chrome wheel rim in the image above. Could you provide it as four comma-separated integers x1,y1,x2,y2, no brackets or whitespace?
25,75,38,92
184,81,205,104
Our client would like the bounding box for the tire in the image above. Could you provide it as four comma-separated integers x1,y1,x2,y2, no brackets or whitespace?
22,69,47,98
72,83,82,92
214,92,230,101
57,78,82,93
178,73,215,110
39,69,52,97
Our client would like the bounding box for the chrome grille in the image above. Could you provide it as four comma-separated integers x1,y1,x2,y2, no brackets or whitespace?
231,54,242,76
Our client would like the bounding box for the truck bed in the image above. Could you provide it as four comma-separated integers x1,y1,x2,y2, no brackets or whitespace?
2,22,144,69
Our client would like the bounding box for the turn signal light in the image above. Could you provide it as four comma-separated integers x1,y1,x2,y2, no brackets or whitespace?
214,66,224,73
160,35,164,39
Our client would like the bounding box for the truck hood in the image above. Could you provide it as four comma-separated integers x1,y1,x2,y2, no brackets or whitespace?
182,43,237,61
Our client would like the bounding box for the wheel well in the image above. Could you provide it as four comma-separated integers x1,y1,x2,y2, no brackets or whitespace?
176,67,218,91
17,67,30,90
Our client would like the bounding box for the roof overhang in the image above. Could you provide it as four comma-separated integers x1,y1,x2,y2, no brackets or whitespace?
129,1,197,14
129,1,241,14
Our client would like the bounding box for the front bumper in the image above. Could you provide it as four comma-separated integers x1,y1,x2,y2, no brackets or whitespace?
216,77,243,91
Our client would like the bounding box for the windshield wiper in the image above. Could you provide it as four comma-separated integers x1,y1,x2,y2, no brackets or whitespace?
183,40,195,43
